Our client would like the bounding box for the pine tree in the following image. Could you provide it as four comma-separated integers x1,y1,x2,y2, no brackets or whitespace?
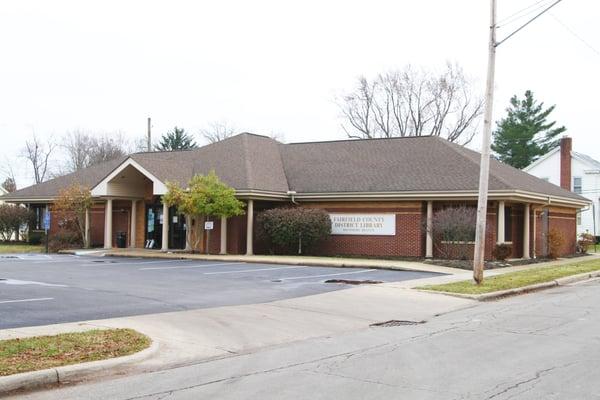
491,90,566,169
155,127,198,151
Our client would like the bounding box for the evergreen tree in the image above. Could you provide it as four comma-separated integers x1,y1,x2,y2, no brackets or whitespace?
491,90,566,169
155,127,198,151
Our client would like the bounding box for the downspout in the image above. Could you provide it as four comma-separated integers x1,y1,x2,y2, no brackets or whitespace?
531,196,552,259
287,191,298,205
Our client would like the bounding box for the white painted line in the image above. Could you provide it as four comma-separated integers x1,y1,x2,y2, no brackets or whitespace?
204,265,309,275
81,259,194,267
0,297,54,304
279,269,377,281
139,262,244,271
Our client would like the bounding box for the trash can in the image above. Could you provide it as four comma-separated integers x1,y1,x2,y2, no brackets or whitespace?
116,232,127,248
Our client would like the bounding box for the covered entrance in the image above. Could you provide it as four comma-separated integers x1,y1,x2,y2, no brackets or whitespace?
145,203,186,249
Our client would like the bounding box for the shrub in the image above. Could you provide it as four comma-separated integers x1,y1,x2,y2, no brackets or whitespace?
0,204,35,241
257,208,331,255
577,232,595,253
425,206,477,260
48,231,82,252
492,243,512,261
28,231,44,245
547,228,565,259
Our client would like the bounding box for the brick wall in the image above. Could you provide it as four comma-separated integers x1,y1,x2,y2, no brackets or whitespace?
300,201,424,258
431,201,497,260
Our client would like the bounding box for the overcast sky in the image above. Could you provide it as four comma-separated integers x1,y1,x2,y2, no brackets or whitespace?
1,0,598,187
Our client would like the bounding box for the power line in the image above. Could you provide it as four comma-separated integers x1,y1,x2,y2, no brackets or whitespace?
496,0,565,47
550,13,600,58
497,0,554,28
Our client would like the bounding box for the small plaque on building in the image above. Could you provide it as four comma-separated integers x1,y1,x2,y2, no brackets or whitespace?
329,213,396,236
204,221,214,230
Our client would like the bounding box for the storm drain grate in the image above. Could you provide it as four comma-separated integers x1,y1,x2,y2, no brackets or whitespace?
370,320,425,328
92,260,118,263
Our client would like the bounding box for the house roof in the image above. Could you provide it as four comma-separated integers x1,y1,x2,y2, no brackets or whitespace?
1,133,588,205
572,151,600,171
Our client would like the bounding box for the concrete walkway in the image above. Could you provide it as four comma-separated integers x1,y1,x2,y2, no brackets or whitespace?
0,282,474,373
68,248,467,275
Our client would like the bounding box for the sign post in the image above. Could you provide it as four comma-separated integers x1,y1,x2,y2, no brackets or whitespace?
204,220,214,255
43,211,51,254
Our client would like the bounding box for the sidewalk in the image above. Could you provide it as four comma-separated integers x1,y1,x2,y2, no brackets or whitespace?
388,254,600,289
66,248,468,275
0,282,474,373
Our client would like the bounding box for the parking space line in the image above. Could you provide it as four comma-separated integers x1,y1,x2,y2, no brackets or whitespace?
0,298,54,304
139,262,243,271
81,259,194,267
279,269,376,281
204,265,309,275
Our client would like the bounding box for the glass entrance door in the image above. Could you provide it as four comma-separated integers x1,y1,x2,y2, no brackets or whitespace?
145,205,163,249
145,204,186,250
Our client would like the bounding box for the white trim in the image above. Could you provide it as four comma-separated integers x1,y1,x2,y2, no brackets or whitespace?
91,158,168,196
522,147,560,172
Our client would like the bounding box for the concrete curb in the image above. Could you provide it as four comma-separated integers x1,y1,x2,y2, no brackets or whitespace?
58,249,462,275
419,270,600,302
0,339,159,395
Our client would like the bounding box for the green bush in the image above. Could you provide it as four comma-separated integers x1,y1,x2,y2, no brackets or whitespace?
28,231,44,245
492,243,512,261
0,205,35,241
257,208,331,255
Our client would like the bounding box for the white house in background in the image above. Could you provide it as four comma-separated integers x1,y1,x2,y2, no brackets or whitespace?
0,186,7,203
524,137,600,237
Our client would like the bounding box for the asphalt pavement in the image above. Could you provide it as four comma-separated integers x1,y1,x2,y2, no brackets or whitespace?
0,254,437,329
9,276,600,399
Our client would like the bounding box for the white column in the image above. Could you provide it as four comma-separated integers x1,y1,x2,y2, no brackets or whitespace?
104,199,113,249
532,208,537,258
130,200,137,248
246,200,254,255
426,201,433,258
161,201,169,251
84,207,91,248
523,203,530,259
497,201,505,244
220,216,228,255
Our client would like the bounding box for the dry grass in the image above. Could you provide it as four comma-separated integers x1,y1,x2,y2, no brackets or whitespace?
0,329,150,376
0,243,43,254
418,259,600,295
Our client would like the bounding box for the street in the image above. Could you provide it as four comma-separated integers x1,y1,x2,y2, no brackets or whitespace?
9,276,600,399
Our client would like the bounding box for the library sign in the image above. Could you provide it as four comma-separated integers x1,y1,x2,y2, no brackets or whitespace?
329,213,396,236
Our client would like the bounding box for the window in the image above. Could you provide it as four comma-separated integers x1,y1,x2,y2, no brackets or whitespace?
504,206,512,242
31,205,44,230
577,213,582,226
574,177,582,194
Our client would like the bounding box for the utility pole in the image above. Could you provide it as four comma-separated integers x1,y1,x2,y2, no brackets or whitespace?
473,0,497,284
147,117,152,152
473,0,564,284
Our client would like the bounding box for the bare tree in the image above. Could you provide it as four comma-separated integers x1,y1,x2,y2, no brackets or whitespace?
338,63,483,145
22,134,56,184
62,130,95,172
60,131,129,172
0,159,18,192
88,134,128,166
200,121,236,144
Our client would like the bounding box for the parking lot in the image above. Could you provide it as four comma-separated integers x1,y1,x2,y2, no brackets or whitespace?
0,254,440,329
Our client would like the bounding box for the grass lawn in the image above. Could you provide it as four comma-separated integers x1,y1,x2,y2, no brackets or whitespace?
0,243,44,254
0,329,150,376
418,259,600,295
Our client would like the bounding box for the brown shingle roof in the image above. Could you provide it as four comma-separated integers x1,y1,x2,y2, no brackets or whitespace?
1,133,587,204
1,157,127,201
